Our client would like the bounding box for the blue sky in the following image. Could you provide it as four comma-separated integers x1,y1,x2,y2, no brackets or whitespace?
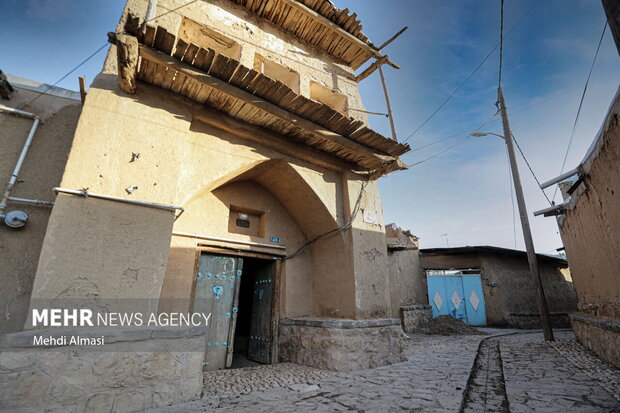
2,0,618,253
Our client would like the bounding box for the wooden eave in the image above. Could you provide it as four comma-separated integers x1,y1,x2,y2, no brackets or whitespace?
112,18,409,177
228,0,378,69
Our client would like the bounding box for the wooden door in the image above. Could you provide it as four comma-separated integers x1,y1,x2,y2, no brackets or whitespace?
247,262,275,364
193,253,243,370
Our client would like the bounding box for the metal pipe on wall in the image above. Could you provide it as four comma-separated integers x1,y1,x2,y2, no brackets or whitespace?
53,188,185,216
0,105,40,217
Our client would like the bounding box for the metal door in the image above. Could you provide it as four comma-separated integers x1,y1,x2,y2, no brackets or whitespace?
247,263,275,364
461,275,487,326
427,273,487,326
194,254,243,370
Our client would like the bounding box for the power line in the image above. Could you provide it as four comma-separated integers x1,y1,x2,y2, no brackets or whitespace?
18,43,109,110
552,21,608,202
18,0,202,111
505,145,517,249
402,0,541,144
407,114,499,167
407,87,581,155
283,180,368,260
511,133,552,205
142,0,200,26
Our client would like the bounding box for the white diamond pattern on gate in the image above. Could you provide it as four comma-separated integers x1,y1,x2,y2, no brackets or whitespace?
469,290,481,311
433,291,444,311
451,290,462,309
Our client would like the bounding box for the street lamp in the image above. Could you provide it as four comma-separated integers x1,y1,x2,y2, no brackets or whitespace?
471,131,504,140
470,99,555,341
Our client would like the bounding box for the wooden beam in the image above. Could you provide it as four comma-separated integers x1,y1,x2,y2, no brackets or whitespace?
355,56,387,83
78,76,87,104
278,0,381,59
191,106,361,173
110,33,139,94
377,26,408,51
137,45,397,166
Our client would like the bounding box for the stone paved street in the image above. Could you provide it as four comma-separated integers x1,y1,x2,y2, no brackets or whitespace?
146,330,620,412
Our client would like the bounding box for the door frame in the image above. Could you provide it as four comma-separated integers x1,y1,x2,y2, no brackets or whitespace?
192,245,283,365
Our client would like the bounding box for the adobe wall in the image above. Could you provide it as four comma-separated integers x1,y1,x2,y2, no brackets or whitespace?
0,86,81,333
419,252,577,327
481,254,576,326
558,92,620,321
33,71,388,320
557,89,620,366
386,227,427,319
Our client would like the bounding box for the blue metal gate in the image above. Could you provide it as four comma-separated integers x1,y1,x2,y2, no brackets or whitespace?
427,272,487,326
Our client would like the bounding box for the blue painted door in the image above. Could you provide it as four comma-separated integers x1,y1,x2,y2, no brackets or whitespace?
194,254,243,370
461,275,487,326
427,274,487,326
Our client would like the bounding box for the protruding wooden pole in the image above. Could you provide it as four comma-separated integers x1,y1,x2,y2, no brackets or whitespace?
78,76,87,104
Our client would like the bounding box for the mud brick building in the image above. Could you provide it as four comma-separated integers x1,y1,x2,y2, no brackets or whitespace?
0,1,412,410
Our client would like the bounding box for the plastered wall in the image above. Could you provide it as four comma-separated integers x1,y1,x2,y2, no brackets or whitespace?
479,253,577,326
29,0,393,321
0,87,81,333
558,92,620,319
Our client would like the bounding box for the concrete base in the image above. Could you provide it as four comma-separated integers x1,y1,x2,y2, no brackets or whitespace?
278,318,405,372
400,305,432,333
571,313,620,369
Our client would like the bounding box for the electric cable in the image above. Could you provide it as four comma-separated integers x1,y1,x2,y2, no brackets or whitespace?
402,0,541,144
408,87,581,154
18,43,109,110
506,145,517,249
282,180,368,261
407,113,499,168
552,21,608,202
511,133,552,205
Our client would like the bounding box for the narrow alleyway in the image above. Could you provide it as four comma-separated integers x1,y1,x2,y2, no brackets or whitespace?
147,330,620,412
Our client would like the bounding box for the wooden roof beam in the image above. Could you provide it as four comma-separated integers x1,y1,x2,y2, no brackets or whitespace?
277,0,398,69
137,44,399,168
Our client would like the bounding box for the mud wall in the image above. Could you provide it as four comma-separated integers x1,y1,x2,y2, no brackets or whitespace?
558,92,620,320
0,86,81,333
419,252,577,326
479,253,577,326
387,249,426,318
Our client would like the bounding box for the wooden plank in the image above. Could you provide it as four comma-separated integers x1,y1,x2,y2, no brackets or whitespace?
143,25,156,46
137,45,406,168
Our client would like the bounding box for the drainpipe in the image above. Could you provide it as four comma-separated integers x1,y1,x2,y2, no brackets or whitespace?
0,105,41,227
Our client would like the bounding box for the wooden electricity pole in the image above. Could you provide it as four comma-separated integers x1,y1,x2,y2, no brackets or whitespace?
497,86,554,341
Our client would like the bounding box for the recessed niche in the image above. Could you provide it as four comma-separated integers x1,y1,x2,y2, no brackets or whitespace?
228,205,265,238
179,17,241,60
310,81,348,115
253,54,301,94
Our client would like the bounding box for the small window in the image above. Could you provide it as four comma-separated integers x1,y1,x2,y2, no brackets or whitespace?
179,17,241,60
253,54,300,94
310,81,348,114
228,206,265,238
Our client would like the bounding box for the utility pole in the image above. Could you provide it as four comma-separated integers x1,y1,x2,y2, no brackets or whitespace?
497,86,554,341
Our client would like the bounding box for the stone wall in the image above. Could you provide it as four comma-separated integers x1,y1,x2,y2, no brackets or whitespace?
400,305,432,333
0,326,206,412
506,312,572,329
571,314,620,369
278,318,404,372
